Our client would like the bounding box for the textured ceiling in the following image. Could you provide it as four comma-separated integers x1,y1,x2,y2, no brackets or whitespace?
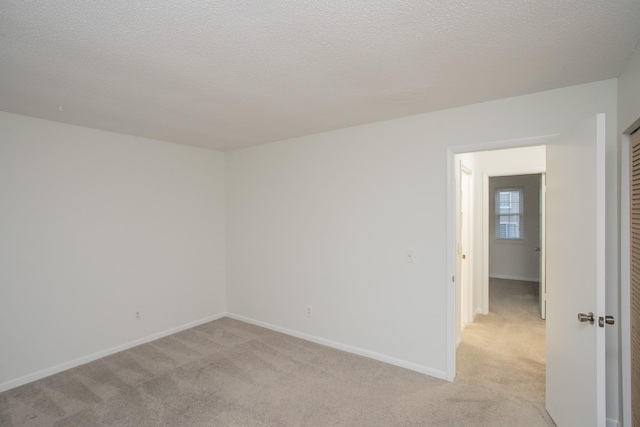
1,1,640,151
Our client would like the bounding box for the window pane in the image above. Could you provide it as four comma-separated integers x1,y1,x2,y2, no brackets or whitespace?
497,190,521,214
495,188,523,239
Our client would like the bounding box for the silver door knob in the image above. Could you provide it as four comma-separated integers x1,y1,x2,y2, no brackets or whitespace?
534,247,541,252
577,312,595,324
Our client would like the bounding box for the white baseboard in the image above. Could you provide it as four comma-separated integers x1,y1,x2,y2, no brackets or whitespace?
489,274,539,282
0,312,226,393
226,313,447,381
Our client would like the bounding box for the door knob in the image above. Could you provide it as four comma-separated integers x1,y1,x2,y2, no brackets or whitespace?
577,312,595,324
534,247,541,252
462,254,466,259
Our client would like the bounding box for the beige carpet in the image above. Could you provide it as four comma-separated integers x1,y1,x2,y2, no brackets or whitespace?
0,279,554,426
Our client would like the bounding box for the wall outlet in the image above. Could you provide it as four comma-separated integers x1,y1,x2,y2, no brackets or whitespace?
136,311,141,321
306,306,312,317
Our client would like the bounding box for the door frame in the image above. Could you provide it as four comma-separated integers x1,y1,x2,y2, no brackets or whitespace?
446,134,555,380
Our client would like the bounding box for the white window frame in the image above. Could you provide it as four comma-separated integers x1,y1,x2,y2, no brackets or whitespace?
495,187,524,240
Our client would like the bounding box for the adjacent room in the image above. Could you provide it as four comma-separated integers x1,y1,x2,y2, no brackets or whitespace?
1,1,640,426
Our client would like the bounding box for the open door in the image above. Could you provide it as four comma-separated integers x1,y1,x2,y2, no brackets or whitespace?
545,114,607,426
539,173,546,320
460,167,472,327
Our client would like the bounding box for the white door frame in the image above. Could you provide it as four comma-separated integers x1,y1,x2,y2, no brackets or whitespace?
539,172,547,320
446,134,554,381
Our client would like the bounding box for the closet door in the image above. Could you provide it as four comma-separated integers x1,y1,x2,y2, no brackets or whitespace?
630,129,640,427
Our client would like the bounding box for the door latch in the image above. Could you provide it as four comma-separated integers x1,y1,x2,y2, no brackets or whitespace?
598,316,615,327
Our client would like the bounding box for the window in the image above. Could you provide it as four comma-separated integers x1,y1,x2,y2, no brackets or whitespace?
495,188,523,239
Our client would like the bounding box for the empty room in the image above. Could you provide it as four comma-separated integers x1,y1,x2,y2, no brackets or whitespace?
2,1,640,426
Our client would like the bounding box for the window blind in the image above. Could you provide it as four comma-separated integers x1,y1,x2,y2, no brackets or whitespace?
496,188,523,239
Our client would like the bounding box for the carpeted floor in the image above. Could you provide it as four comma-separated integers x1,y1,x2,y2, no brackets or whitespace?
0,279,554,426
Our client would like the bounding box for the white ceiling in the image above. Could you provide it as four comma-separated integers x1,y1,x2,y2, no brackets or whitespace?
1,1,640,151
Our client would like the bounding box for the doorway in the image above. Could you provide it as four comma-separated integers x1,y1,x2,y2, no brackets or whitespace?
488,173,544,317
446,139,549,381
453,145,546,321
452,144,547,400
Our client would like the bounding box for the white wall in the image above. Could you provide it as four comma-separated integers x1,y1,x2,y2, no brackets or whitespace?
489,174,541,281
618,46,640,134
0,112,227,389
226,79,619,418
618,46,640,427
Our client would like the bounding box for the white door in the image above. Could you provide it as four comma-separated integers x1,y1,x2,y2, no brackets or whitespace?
461,168,472,326
539,173,546,319
545,114,606,426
